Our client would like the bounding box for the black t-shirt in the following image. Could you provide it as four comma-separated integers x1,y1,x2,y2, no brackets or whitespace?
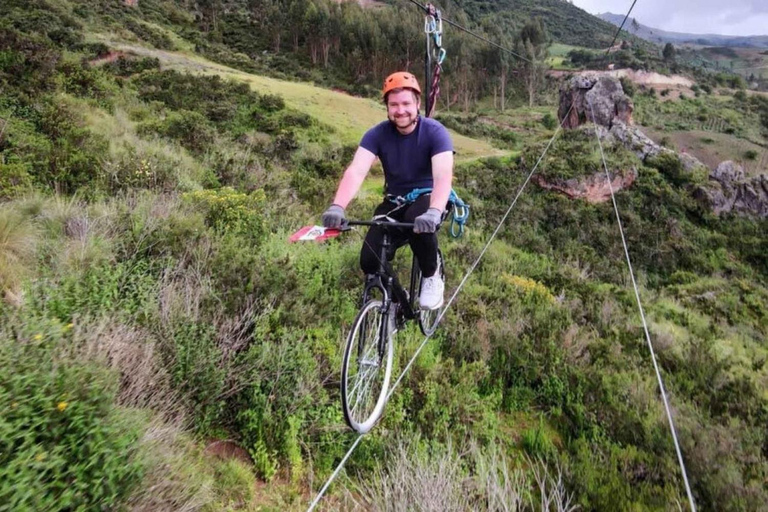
360,117,453,196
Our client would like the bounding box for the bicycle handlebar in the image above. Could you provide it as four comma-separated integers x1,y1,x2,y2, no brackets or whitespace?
345,219,415,229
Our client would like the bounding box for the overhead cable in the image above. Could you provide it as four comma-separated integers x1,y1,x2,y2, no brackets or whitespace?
405,0,532,63
588,101,697,512
605,0,638,54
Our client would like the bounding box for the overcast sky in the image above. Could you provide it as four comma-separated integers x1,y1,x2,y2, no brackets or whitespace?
570,0,768,37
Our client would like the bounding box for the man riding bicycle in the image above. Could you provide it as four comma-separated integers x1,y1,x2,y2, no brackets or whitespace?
322,71,453,310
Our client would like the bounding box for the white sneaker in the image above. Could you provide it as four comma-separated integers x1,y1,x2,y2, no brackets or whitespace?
419,274,444,310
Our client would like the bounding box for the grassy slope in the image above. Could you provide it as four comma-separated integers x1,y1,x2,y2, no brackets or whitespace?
100,40,506,161
5,3,768,510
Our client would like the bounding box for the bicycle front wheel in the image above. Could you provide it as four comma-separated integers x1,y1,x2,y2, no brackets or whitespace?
341,299,394,433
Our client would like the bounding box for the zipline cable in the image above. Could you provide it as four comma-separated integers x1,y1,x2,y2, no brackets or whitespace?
306,104,574,512
605,0,638,55
588,101,697,512
405,0,531,63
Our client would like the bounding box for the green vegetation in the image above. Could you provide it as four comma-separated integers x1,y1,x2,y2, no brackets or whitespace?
1,1,767,511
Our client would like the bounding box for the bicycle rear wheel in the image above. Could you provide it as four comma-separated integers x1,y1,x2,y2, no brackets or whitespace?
416,250,445,336
341,299,394,433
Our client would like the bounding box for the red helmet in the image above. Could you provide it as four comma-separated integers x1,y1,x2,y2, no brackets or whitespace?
382,71,421,99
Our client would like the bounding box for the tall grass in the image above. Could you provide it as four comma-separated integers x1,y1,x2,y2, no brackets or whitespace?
0,205,38,299
347,438,577,512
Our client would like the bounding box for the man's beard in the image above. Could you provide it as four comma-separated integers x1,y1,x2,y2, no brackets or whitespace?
389,112,417,129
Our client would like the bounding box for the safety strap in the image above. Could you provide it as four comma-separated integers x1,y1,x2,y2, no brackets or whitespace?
386,187,470,238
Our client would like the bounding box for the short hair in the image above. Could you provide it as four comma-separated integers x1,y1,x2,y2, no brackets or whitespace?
384,87,420,104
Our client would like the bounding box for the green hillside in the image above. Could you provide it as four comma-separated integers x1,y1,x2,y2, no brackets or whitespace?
2,1,767,511
453,0,631,48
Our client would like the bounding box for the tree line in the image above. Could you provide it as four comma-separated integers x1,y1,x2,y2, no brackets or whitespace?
185,0,551,109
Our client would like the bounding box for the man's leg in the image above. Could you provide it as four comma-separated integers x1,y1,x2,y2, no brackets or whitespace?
360,201,408,274
403,195,444,310
403,195,439,277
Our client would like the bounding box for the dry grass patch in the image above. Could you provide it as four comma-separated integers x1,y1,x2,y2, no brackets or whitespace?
0,205,39,299
345,438,577,512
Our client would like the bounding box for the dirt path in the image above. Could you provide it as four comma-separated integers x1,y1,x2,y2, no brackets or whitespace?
549,68,694,87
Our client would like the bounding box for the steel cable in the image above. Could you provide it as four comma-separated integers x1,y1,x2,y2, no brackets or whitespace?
588,101,697,512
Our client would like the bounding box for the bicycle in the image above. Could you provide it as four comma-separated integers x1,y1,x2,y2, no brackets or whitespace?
340,218,445,434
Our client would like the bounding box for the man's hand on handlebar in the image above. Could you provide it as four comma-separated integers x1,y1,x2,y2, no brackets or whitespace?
322,204,346,229
414,208,442,234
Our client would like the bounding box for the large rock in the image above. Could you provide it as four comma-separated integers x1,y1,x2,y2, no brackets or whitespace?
606,120,707,172
534,168,638,204
694,161,768,218
558,74,633,129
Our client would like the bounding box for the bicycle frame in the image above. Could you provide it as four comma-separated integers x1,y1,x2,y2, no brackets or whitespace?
347,220,421,324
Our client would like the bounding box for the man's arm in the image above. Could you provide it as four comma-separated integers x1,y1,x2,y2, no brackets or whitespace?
332,147,377,208
429,150,453,211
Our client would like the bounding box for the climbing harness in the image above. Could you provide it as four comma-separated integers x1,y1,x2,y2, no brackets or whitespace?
424,3,445,117
386,187,470,238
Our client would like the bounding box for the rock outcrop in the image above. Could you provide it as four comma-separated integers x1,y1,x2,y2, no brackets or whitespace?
534,168,638,204
551,74,768,217
558,74,633,129
557,75,707,171
694,161,768,218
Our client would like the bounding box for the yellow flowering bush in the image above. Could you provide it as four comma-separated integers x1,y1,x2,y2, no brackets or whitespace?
502,274,556,304
0,319,145,510
183,187,267,241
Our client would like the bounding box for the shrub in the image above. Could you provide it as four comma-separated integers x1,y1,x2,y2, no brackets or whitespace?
0,163,32,198
0,28,62,94
57,58,117,103
259,93,285,112
102,56,160,77
183,187,267,241
541,112,557,130
619,76,636,97
646,152,688,187
132,70,261,128
32,98,109,193
743,149,758,160
0,319,145,510
139,110,217,155
124,19,175,50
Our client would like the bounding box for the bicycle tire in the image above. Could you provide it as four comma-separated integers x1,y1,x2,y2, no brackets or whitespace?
417,250,445,336
341,299,394,433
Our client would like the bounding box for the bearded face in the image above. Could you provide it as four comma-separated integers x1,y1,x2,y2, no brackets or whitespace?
386,89,420,134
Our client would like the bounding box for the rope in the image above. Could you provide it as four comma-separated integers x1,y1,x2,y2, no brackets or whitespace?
305,104,574,512
424,4,444,117
588,101,697,512
427,63,441,117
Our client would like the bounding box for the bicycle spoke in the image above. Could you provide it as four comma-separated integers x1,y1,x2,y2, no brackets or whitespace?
347,313,383,421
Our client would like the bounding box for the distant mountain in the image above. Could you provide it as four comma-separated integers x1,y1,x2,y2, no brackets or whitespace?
598,12,768,48
451,0,643,49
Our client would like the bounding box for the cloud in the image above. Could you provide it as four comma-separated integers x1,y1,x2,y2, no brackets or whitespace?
572,0,768,36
